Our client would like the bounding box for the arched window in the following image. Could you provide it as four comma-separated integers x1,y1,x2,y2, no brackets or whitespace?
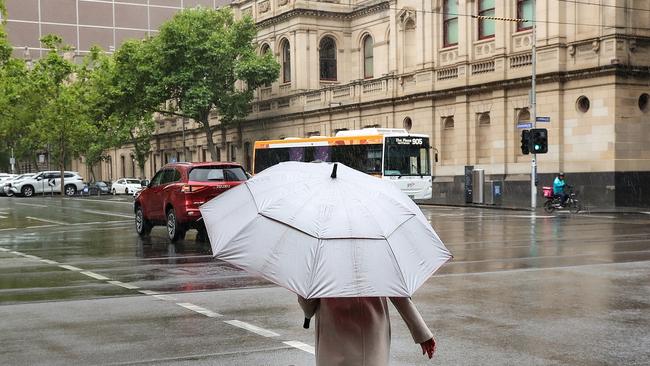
281,40,291,83
260,43,270,55
319,36,337,81
363,35,374,79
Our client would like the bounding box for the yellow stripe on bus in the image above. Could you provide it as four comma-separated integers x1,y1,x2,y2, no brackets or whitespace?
254,135,384,149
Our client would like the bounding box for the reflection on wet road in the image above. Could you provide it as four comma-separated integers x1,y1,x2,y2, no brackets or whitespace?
1,196,649,365
1,197,649,303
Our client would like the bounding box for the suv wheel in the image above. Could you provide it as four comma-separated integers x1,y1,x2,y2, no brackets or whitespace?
135,206,152,237
21,185,34,197
64,185,76,196
166,208,186,242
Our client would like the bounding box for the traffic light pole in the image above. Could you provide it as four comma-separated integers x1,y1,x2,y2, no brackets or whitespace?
530,0,537,209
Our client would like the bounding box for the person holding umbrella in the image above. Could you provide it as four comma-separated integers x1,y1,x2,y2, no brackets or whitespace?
298,296,436,365
200,162,451,364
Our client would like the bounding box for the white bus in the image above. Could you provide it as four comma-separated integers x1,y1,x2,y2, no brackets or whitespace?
253,128,433,199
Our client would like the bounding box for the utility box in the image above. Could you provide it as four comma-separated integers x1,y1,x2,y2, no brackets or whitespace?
484,180,503,205
472,169,485,204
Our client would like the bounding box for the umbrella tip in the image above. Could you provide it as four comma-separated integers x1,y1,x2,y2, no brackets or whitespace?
330,163,338,179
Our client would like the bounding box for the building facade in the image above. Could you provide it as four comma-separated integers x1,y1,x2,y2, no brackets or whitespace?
6,0,650,207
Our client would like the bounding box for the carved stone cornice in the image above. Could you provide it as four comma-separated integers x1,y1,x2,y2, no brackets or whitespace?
255,1,390,28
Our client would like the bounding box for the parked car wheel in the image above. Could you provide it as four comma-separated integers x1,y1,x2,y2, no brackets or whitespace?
21,185,34,197
135,206,152,237
166,208,186,242
64,184,77,196
112,188,116,195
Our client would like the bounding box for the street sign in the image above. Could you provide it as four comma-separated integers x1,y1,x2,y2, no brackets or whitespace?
517,122,533,129
536,116,551,123
9,157,15,165
39,154,45,163
48,178,56,187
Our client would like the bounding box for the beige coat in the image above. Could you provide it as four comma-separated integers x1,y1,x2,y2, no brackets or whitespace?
298,297,433,366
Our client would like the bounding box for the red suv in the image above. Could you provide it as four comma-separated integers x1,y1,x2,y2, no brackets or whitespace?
134,162,248,242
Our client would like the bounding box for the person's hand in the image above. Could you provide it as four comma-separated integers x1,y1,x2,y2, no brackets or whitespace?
420,337,436,359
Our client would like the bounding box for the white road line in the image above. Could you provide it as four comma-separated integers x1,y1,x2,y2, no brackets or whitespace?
25,216,68,225
59,264,83,271
22,254,42,260
40,259,59,265
82,209,134,218
15,202,48,208
224,320,280,338
153,294,177,301
107,280,140,290
70,198,133,205
10,251,24,256
0,225,57,231
139,290,159,295
283,341,315,355
0,247,9,252
80,271,110,281
0,215,7,219
176,303,223,318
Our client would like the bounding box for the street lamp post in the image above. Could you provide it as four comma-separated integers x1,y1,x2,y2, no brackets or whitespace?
530,0,537,209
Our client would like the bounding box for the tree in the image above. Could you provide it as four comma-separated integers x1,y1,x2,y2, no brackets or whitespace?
29,35,97,194
115,7,279,161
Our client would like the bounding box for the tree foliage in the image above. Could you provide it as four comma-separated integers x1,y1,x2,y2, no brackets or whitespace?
115,7,279,160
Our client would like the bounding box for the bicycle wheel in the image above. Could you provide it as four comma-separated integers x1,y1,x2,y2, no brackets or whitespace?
543,200,555,213
569,199,581,214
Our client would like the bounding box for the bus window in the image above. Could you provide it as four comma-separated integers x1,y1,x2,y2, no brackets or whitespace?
289,147,304,162
254,147,290,173
384,137,431,176
313,146,331,162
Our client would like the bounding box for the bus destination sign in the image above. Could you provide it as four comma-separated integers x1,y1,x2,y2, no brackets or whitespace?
393,137,424,145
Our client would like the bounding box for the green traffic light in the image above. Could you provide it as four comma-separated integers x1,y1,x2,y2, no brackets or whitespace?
535,144,541,151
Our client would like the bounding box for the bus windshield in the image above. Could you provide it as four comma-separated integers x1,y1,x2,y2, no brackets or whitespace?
383,136,431,176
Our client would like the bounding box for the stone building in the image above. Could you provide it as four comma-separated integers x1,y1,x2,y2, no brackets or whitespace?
5,0,650,207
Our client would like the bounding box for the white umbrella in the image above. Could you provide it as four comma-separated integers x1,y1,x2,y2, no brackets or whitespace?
200,161,451,298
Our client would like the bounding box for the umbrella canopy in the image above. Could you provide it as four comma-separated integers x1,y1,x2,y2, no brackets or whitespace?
200,161,451,298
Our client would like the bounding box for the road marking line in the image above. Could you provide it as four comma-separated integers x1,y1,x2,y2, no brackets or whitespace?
0,225,57,231
40,259,59,265
0,247,9,252
107,280,140,290
283,341,315,355
82,209,134,218
15,202,48,208
0,215,7,219
176,302,223,318
224,320,280,338
70,198,133,205
80,271,110,281
22,254,42,260
139,290,159,295
25,216,68,225
153,294,177,301
59,264,83,271
10,251,24,256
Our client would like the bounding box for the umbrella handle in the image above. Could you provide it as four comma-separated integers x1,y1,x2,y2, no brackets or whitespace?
303,318,310,329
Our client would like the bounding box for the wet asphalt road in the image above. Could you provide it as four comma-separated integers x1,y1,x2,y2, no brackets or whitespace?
0,196,649,365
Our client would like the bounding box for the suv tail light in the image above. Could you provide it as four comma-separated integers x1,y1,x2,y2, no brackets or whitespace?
181,184,207,193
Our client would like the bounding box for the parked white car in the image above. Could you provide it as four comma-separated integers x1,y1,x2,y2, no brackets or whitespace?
0,173,17,185
2,173,35,196
10,171,85,197
111,178,143,195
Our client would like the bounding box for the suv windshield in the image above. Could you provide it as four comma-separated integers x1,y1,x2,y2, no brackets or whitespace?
189,166,247,182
